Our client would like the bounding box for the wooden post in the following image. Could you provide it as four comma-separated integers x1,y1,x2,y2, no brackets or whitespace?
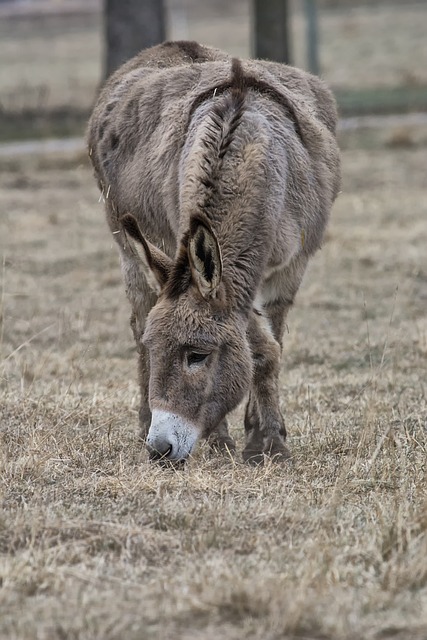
305,0,320,75
104,0,166,78
253,0,292,64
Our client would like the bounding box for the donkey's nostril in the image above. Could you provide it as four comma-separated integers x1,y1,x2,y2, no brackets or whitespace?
147,439,173,461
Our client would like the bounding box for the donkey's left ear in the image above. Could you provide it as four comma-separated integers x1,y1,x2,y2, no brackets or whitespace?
188,215,223,299
121,214,173,294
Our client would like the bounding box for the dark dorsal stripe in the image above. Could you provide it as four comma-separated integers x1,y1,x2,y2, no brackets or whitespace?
187,60,305,145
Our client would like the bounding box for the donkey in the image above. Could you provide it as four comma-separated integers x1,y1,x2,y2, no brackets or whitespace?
87,41,340,464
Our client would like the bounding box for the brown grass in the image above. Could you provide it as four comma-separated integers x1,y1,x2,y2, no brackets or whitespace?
1,132,427,639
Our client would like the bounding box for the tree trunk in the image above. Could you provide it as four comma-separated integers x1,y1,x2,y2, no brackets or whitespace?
253,0,292,64
104,0,166,79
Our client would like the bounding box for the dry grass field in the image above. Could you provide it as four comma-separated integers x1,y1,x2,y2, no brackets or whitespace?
0,121,426,638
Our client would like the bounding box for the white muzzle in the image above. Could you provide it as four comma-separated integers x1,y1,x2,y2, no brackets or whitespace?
146,410,200,461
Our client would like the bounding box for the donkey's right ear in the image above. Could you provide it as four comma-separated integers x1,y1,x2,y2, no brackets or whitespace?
121,214,173,294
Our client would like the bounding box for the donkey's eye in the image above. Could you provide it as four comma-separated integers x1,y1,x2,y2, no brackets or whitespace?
186,351,210,367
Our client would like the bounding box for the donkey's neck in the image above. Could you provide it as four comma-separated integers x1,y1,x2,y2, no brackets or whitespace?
179,99,273,312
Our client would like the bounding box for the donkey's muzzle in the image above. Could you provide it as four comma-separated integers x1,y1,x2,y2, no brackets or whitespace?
146,410,200,462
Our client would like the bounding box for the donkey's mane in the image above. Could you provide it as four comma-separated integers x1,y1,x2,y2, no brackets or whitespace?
186,56,305,227
163,60,248,301
195,58,247,217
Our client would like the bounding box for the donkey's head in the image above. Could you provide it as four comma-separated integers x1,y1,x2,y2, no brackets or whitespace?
122,214,253,462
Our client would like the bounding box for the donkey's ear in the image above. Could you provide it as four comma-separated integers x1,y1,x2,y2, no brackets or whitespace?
121,214,172,294
188,215,223,299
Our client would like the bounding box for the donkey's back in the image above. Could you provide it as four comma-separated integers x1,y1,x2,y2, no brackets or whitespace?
88,41,340,257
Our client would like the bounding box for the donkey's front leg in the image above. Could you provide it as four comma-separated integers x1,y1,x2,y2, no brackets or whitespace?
207,419,236,454
130,311,152,441
243,311,290,464
127,275,157,442
115,220,159,444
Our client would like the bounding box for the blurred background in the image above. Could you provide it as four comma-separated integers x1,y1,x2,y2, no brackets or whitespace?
1,0,427,143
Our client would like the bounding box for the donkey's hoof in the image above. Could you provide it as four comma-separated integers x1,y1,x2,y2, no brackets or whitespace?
243,436,291,465
242,434,265,465
264,436,292,463
208,434,236,455
242,448,264,466
138,425,150,443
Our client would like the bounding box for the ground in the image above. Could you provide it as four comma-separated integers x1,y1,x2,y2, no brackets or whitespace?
0,120,426,638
